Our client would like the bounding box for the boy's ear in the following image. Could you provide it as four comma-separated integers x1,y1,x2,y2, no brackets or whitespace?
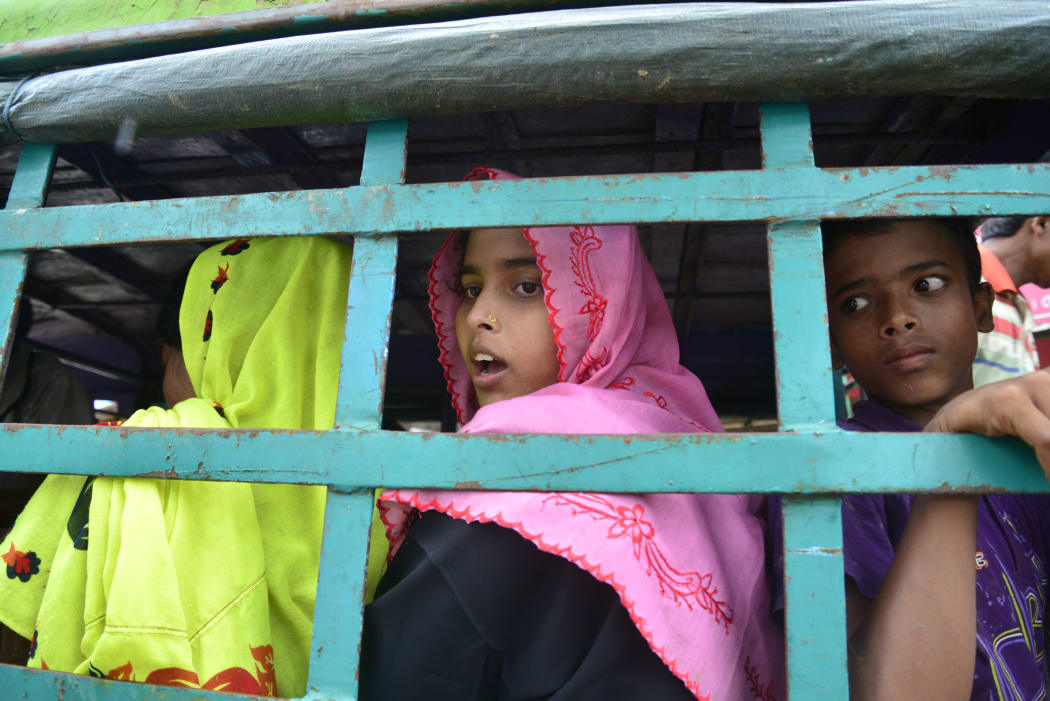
1032,216,1050,237
829,332,846,370
974,281,995,333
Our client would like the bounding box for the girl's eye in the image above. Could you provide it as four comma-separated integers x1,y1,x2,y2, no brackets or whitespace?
843,296,869,313
915,276,946,293
514,281,542,297
462,284,481,300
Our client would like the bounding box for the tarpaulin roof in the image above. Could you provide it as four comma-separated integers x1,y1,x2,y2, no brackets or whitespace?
2,0,1049,145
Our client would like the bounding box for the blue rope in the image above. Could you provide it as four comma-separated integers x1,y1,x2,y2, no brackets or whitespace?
1,74,35,142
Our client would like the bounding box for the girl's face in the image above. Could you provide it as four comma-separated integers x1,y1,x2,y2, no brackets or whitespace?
455,228,560,407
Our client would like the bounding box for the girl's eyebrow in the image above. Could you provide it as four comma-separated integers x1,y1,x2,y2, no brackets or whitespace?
499,257,540,270
459,258,538,277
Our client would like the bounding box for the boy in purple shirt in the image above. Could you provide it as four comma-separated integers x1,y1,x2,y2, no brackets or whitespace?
819,217,1050,700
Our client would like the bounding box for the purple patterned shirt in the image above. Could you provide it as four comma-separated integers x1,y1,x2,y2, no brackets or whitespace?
840,401,1050,700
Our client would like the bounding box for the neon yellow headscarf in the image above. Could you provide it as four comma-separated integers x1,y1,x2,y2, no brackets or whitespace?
0,236,354,696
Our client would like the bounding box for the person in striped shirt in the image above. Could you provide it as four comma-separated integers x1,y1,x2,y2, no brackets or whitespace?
974,216,1049,385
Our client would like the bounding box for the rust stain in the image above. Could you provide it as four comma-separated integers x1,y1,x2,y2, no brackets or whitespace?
137,465,178,479
927,165,960,181
704,433,744,442
455,480,483,489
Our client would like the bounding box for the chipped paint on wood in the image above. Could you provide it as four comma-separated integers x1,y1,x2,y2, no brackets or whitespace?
2,164,1049,250
782,495,848,697
0,424,1045,494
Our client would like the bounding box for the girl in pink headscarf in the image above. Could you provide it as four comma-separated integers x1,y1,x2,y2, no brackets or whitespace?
362,168,783,700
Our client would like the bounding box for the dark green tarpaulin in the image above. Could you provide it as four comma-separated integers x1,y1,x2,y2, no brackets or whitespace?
2,0,1049,144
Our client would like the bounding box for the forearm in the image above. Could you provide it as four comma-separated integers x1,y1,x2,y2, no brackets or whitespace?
848,495,978,701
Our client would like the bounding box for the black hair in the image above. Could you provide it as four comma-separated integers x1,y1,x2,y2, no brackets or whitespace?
980,216,1029,240
155,262,193,351
821,217,982,291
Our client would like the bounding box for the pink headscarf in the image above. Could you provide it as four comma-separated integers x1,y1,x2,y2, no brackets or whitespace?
382,168,783,700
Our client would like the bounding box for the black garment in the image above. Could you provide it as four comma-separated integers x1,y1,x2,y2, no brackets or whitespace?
0,343,94,426
0,342,93,519
360,511,694,700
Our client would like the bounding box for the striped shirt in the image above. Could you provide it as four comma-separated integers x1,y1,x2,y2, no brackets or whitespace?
973,244,1040,386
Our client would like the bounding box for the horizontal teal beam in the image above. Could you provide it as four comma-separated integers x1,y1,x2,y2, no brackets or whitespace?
2,164,1047,249
0,425,1045,494
0,664,271,701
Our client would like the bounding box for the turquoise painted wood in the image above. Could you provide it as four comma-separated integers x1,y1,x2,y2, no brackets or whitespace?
1,163,1048,249
0,100,1047,701
0,424,1045,494
762,103,848,700
768,219,835,429
334,120,407,430
0,665,271,701
1,143,56,386
760,102,815,171
305,490,374,701
307,120,409,701
782,496,849,695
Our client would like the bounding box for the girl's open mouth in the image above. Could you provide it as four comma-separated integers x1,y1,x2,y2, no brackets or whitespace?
471,351,509,391
473,352,508,377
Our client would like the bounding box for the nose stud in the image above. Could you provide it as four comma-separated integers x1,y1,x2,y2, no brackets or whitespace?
487,314,497,325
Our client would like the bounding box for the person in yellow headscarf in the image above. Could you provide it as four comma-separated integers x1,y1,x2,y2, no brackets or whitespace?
0,235,352,696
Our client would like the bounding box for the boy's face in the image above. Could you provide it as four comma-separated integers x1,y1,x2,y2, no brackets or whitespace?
825,221,994,426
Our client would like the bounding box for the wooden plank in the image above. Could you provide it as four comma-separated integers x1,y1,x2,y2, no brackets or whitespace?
782,496,849,700
2,163,1048,249
308,119,408,700
0,426,1045,495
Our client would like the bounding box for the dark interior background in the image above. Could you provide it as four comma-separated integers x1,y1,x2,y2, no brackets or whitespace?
1,97,1048,429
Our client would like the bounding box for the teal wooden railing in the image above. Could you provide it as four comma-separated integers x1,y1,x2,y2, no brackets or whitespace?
1,103,1048,700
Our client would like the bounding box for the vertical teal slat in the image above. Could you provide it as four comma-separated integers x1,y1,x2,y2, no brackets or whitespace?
303,489,376,701
761,104,832,428
782,496,849,699
334,119,407,429
307,120,407,701
1,143,57,388
760,103,815,169
761,104,849,699
767,219,835,428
